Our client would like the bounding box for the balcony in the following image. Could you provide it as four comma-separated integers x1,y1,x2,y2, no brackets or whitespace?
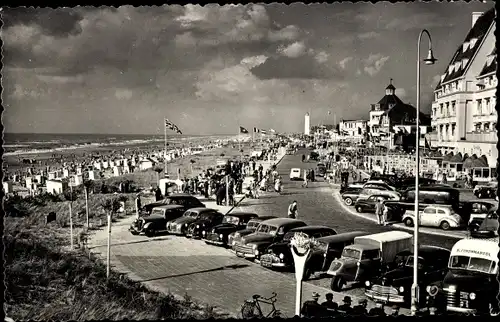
465,131,497,143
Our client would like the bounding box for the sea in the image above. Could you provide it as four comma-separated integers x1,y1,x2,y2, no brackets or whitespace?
3,133,235,156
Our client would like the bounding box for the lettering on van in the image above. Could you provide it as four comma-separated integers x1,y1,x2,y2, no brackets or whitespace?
456,249,491,257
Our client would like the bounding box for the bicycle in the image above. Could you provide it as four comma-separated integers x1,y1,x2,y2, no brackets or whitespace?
241,292,286,319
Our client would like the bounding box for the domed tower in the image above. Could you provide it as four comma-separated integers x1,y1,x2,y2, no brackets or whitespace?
385,78,396,95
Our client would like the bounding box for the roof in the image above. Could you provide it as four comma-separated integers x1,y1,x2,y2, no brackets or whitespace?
169,193,195,198
225,212,258,218
189,207,217,213
397,245,451,257
386,83,396,91
288,225,335,233
479,47,496,77
317,231,369,243
355,231,412,244
152,204,184,210
436,8,495,89
451,238,499,261
253,215,277,221
260,218,306,226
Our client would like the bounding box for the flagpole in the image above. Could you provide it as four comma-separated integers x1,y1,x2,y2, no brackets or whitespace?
164,118,168,177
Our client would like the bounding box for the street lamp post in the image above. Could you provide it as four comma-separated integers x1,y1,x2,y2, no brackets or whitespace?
411,29,437,316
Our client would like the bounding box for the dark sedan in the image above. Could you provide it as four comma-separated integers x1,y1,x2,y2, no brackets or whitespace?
228,215,277,249
142,193,205,214
203,212,258,246
470,210,499,238
129,204,187,237
260,226,337,273
354,194,391,213
364,246,450,306
166,207,219,236
341,187,362,206
186,211,225,239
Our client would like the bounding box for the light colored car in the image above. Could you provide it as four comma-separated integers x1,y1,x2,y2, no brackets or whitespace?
402,205,462,230
289,168,301,180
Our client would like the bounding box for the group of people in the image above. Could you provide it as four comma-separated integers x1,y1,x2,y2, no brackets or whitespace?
301,293,399,318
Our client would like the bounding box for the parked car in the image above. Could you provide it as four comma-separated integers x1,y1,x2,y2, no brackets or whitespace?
228,215,277,248
470,210,499,238
289,168,301,180
166,207,220,235
341,181,367,192
473,181,498,199
142,193,205,214
262,231,368,280
357,188,400,201
425,238,500,316
402,205,463,230
260,226,337,271
364,246,450,305
354,194,396,213
464,201,497,232
362,181,397,191
186,211,225,239
341,187,362,206
326,231,413,291
316,163,327,177
233,218,307,261
129,204,186,237
203,212,259,246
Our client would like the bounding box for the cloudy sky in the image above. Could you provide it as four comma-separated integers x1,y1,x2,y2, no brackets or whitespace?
2,2,493,135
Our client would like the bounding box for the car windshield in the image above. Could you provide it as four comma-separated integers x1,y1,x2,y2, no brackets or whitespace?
201,212,218,220
256,224,271,233
247,221,259,229
449,255,496,274
151,209,163,216
187,212,199,218
405,256,425,269
223,216,239,225
342,248,361,260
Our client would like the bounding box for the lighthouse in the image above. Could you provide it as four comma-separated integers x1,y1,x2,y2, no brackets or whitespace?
304,113,310,135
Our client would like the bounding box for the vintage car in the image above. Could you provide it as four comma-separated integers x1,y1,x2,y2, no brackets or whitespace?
233,218,307,261
202,212,259,246
186,211,225,239
326,231,413,291
129,204,187,237
228,215,277,248
354,194,395,213
470,211,499,238
142,193,205,214
465,201,497,232
316,163,327,177
260,226,337,270
364,246,450,305
357,188,400,202
403,205,463,230
166,207,220,235
425,238,499,316
341,187,362,206
289,168,301,180
473,181,497,199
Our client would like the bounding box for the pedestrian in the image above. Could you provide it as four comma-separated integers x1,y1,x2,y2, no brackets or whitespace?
288,200,298,219
368,302,386,316
375,198,386,226
320,293,338,310
301,292,321,318
352,298,368,316
302,170,308,188
135,194,142,218
338,296,352,314
274,176,282,194
302,154,305,162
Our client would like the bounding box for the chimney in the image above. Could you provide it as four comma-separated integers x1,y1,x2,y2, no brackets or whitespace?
472,12,483,27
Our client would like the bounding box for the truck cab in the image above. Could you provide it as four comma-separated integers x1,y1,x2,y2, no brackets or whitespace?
427,237,499,316
326,231,413,291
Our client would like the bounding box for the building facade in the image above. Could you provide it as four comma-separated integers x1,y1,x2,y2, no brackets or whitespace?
430,9,496,171
304,112,310,135
339,119,368,140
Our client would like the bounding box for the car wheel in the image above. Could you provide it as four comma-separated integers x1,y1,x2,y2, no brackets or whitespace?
440,221,450,230
145,229,155,237
344,197,353,206
330,276,345,291
404,218,414,227
356,206,363,213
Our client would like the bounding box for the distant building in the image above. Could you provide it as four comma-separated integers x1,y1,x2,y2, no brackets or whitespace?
46,180,68,195
369,79,431,149
139,158,156,171
339,119,367,141
304,113,310,135
429,9,496,178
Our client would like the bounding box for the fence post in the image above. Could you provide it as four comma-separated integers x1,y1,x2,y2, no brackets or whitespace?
106,213,112,279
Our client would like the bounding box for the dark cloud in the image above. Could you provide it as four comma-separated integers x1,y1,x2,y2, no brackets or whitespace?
250,55,342,80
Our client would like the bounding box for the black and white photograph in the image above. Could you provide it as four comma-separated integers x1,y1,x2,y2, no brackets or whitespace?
2,2,499,320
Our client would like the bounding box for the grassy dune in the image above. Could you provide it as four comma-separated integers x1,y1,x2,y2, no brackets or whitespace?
4,142,262,320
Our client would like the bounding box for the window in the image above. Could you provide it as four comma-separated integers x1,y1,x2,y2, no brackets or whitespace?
477,100,482,115
451,124,456,137
451,101,456,116
445,103,449,117
484,123,490,131
475,123,481,132
437,209,446,215
485,98,490,113
362,249,380,260
439,104,443,115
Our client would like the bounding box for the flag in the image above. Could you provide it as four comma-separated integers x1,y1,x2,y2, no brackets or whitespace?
165,119,183,134
239,126,249,134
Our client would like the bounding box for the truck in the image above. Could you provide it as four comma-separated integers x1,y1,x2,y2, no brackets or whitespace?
425,237,499,316
326,231,413,291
